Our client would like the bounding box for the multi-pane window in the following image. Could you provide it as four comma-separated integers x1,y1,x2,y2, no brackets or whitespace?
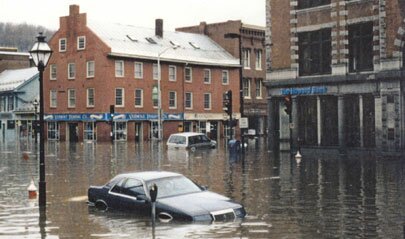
204,93,211,110
87,61,95,78
298,0,330,9
255,49,262,70
50,64,57,80
153,64,158,80
84,122,96,141
115,88,124,107
203,69,211,83
114,122,127,141
403,46,405,68
47,122,59,140
87,88,94,107
298,28,331,76
59,38,66,52
135,89,143,107
134,62,143,79
185,67,192,82
115,61,124,77
50,90,57,108
169,91,177,109
349,22,373,72
185,92,193,109
7,96,13,111
243,78,251,98
68,63,75,79
77,36,86,50
222,70,229,84
255,79,263,98
68,89,76,108
243,49,251,69
169,65,176,81
152,86,158,108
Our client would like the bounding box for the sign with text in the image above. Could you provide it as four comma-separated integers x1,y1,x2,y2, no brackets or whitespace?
239,117,248,129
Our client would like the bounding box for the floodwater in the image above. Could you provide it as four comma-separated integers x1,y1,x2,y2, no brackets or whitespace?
0,138,404,238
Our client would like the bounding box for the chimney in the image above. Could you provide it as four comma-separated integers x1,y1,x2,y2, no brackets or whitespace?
155,19,163,38
199,22,207,35
69,4,80,16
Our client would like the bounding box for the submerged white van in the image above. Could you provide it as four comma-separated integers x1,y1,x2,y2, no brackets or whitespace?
166,132,217,150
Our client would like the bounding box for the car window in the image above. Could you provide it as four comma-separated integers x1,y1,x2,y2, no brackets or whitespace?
147,176,202,199
122,178,145,197
169,135,186,145
189,136,198,145
110,178,125,194
201,135,210,143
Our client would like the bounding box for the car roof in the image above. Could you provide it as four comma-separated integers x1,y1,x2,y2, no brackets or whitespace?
169,132,204,137
117,171,182,182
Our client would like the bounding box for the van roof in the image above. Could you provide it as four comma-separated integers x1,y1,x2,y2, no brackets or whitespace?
169,132,205,137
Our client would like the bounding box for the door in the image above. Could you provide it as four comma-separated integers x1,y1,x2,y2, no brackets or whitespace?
135,122,143,142
68,123,79,142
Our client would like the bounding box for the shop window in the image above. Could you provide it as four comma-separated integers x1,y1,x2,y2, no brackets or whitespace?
298,0,330,9
299,28,331,76
47,122,59,140
114,121,127,141
349,22,373,72
402,45,405,68
84,122,96,141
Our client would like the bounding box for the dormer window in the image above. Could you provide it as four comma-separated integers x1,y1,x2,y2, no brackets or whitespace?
59,38,67,52
77,36,86,50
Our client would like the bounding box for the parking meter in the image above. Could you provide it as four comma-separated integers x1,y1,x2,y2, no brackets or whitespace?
150,184,158,202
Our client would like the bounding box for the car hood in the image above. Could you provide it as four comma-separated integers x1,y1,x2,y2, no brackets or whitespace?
157,191,240,216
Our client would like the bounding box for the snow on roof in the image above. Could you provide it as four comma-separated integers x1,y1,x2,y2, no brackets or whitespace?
88,21,240,67
0,67,38,92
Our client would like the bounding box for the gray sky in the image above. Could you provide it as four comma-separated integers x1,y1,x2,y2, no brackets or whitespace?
0,0,266,31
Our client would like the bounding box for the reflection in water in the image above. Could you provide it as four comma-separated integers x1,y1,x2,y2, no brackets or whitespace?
0,138,404,238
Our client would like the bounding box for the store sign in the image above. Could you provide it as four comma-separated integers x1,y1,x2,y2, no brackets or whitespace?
281,86,327,96
45,113,184,121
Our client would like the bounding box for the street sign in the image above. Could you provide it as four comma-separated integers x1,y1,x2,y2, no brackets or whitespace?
206,122,211,132
239,117,248,129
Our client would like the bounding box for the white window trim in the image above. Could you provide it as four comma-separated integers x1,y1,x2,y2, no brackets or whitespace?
115,88,125,107
68,89,76,108
185,67,192,82
115,60,124,78
87,88,95,108
169,91,177,109
134,62,143,79
86,61,95,78
255,49,262,70
50,64,57,80
204,69,211,84
135,89,143,108
243,49,251,69
50,90,57,108
68,63,75,80
77,36,86,50
185,92,193,110
222,70,229,85
204,93,211,110
169,65,176,81
153,64,158,80
256,79,263,99
244,79,251,99
59,38,66,52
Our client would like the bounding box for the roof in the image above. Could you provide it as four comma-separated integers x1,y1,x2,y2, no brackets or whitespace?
118,171,182,182
88,21,240,67
169,132,206,137
0,67,38,92
0,51,30,57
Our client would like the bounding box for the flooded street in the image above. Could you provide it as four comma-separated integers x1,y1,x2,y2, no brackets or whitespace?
0,138,404,238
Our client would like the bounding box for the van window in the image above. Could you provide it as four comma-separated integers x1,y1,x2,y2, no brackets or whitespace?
189,136,198,145
169,135,186,145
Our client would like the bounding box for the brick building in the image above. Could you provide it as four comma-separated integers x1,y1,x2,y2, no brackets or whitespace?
0,47,31,73
44,5,240,142
265,0,405,153
177,21,267,136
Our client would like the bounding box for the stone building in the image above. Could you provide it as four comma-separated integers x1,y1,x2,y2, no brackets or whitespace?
265,0,405,153
44,5,240,142
177,21,267,136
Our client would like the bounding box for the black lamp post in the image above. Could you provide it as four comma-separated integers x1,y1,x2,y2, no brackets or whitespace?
224,31,245,153
29,32,52,208
33,99,38,144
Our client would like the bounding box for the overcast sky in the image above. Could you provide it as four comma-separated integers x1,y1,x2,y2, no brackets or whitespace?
0,0,266,31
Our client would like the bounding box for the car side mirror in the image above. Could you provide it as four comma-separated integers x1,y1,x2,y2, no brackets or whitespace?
200,185,208,191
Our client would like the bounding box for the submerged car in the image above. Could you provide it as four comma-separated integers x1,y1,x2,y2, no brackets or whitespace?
167,132,217,150
88,171,245,222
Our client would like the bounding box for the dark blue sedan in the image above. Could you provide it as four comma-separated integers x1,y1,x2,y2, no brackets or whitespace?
87,171,246,222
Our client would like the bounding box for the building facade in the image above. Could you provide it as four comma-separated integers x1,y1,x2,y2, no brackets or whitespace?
0,48,31,73
44,5,240,142
0,67,39,141
177,21,268,136
265,0,405,153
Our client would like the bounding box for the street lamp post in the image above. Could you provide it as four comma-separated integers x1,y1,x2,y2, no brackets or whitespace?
33,99,38,144
29,32,52,208
224,31,245,153
157,45,179,141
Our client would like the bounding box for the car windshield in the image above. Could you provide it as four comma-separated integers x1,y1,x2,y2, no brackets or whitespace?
146,176,202,198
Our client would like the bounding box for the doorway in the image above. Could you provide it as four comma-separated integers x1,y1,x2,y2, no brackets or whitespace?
68,123,79,142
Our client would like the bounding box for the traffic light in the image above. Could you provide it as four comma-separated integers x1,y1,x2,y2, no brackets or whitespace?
223,90,232,116
284,95,292,115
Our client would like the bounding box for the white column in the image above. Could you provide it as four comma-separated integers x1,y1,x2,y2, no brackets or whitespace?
317,96,322,146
